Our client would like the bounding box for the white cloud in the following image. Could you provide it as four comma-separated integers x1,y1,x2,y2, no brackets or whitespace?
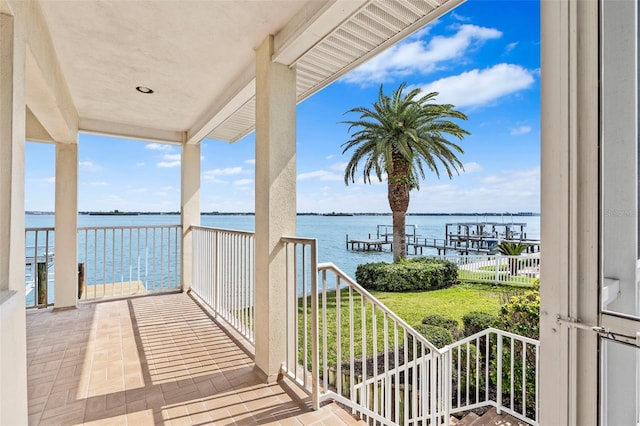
298,170,343,181
135,162,145,167
417,63,535,108
202,167,243,183
326,155,335,160
145,143,173,151
405,167,540,213
156,153,181,168
44,177,55,183
462,162,483,173
510,125,532,136
157,161,180,168
343,24,502,85
329,162,348,172
505,42,518,53
127,188,147,193
244,159,255,165
207,167,243,176
79,160,100,171
234,179,253,186
450,12,471,22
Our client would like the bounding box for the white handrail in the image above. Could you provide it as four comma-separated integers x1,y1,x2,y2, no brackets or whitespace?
191,226,255,344
446,328,539,425
311,260,449,425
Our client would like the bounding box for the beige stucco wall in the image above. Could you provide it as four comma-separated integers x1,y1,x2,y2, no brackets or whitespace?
0,291,28,425
0,11,28,425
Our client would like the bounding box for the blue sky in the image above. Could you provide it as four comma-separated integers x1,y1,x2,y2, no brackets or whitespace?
25,0,540,214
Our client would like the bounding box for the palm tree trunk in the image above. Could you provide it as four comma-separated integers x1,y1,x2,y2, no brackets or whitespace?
388,157,411,263
392,210,406,262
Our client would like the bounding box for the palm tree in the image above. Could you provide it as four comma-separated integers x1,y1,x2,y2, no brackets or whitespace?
342,83,470,262
496,241,529,276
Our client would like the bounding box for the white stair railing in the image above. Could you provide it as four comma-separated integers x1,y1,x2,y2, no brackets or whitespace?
281,235,451,425
189,230,539,425
447,328,539,425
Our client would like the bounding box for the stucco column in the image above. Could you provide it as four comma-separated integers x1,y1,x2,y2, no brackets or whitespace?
0,12,29,425
254,35,297,381
54,142,78,308
181,143,200,291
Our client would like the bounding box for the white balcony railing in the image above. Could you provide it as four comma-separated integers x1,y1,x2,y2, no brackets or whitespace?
25,228,55,308
78,225,181,300
191,226,255,344
25,225,182,307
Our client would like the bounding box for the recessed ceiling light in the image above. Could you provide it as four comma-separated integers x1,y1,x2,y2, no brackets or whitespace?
136,86,154,94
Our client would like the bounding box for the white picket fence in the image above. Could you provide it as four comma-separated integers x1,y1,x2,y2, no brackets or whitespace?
438,254,540,286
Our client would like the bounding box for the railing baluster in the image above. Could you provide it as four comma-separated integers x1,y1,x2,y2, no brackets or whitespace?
497,333,503,414
336,274,342,397
510,337,515,410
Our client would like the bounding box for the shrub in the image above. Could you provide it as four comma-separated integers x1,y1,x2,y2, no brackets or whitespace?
496,287,540,339
462,311,497,337
491,284,540,416
355,257,457,292
412,324,454,348
422,314,461,339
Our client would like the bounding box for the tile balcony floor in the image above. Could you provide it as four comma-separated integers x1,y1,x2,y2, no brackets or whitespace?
26,292,362,425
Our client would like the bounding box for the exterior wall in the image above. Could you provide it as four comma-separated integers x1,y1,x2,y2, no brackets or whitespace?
540,0,599,424
0,11,28,425
0,291,28,425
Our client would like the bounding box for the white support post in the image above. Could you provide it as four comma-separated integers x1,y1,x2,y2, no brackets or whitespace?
0,11,28,425
181,143,200,292
540,1,599,424
54,142,78,308
253,35,297,381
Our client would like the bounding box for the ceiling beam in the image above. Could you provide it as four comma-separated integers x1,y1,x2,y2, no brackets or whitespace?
25,106,54,144
11,0,78,144
80,118,184,145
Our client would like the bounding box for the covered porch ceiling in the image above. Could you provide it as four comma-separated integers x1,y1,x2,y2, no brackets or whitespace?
8,0,463,146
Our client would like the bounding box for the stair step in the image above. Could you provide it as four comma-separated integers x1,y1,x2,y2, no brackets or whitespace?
453,412,480,425
468,408,499,426
452,407,531,426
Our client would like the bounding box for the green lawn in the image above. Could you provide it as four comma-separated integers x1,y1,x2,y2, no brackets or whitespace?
369,281,518,327
297,282,523,368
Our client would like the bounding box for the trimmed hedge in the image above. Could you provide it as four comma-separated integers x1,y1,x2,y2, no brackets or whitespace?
412,324,454,348
422,314,461,339
462,311,497,337
355,257,457,292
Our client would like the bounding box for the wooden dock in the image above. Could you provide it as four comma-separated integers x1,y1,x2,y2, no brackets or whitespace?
345,235,391,251
346,222,541,255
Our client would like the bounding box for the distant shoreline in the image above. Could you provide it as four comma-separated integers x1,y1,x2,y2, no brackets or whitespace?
26,211,540,217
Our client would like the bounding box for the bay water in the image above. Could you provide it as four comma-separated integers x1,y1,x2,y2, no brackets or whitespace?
26,213,540,279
